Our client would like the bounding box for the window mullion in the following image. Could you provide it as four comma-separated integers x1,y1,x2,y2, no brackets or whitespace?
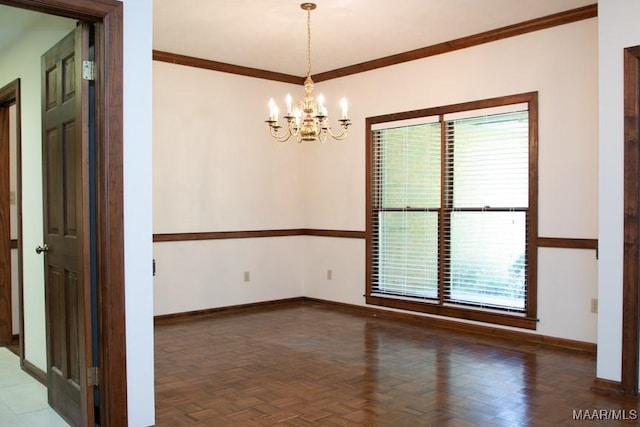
438,115,451,305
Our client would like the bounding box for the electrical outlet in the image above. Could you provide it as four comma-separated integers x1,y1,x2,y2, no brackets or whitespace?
244,271,250,282
9,191,15,205
590,298,598,313
327,269,332,280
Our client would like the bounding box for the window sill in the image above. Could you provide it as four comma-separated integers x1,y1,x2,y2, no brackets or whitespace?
365,294,537,329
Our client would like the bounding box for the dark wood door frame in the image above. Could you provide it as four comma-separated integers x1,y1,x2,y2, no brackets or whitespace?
623,45,640,396
0,0,127,424
0,80,21,350
0,88,9,347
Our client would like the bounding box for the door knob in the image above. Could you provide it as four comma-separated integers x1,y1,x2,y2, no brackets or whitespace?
35,244,49,254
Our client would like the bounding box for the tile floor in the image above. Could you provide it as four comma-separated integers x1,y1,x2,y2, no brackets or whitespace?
0,347,68,427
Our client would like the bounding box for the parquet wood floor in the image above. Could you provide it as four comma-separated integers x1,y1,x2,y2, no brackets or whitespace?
154,302,640,426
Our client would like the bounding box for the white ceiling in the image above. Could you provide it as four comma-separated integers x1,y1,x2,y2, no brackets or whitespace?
153,0,596,77
1,1,595,77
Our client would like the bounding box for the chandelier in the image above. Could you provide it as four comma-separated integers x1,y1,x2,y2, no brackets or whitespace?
266,2,351,143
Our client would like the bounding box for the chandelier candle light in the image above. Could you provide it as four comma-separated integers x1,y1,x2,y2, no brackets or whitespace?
266,2,351,143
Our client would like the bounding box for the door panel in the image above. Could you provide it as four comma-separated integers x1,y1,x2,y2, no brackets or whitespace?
41,24,93,427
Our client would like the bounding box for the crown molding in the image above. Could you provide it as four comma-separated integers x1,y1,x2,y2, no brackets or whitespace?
153,4,597,83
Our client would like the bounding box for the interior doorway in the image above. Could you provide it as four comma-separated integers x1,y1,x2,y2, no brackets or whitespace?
0,1,128,424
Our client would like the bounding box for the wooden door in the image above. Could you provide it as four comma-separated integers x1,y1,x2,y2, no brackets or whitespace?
40,24,93,426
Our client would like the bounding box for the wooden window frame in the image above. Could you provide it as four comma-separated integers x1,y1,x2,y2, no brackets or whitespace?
366,92,538,330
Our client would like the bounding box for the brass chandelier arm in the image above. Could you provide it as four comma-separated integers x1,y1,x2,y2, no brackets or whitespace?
324,124,351,141
319,119,351,141
267,122,293,142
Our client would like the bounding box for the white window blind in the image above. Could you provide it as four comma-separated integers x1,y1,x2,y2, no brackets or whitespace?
371,106,530,313
445,110,529,311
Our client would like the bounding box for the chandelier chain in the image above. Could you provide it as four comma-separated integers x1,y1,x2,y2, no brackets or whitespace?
306,7,312,78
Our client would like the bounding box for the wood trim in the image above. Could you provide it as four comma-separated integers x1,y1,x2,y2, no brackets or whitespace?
306,297,594,353
528,93,539,322
622,45,640,397
155,297,595,354
154,297,305,325
153,229,303,242
0,90,11,347
312,5,597,82
77,22,94,427
150,6,597,85
153,50,304,85
0,0,120,18
365,117,374,313
365,294,537,330
367,92,539,125
592,378,623,395
537,237,598,250
153,228,366,242
23,358,47,386
95,4,127,424
0,1,129,424
303,229,366,239
0,79,22,360
13,83,23,365
537,237,598,259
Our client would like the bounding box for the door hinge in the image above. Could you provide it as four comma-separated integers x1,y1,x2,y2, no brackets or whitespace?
82,60,95,81
88,367,99,386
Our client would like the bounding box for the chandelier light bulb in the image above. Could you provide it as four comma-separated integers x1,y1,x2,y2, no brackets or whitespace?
285,93,292,114
340,98,348,119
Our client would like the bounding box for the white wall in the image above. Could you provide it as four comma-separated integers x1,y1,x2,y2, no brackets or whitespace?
0,12,76,371
153,62,306,316
121,0,155,425
153,19,598,344
153,238,305,314
597,0,640,383
153,17,598,344
303,19,599,343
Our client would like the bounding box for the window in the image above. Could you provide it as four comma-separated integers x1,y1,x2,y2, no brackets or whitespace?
366,93,538,329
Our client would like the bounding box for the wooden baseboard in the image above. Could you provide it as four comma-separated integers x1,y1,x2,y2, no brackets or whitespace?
592,378,623,395
23,359,46,386
302,298,596,353
155,297,596,354
154,297,305,324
